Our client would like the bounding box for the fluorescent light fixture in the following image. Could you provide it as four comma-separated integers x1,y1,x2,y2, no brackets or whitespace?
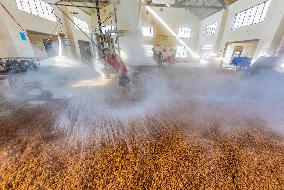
202,44,213,50
145,6,198,58
152,0,175,5
203,45,213,48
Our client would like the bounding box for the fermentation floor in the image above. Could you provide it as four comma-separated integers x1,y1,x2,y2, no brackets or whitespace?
0,66,284,189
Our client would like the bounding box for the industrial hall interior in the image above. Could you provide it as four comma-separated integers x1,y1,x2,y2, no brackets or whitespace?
1,0,284,189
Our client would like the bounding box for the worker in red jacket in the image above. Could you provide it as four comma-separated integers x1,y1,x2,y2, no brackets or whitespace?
103,48,129,86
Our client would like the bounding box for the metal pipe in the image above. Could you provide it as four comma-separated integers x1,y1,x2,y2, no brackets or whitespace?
96,0,105,50
113,5,120,55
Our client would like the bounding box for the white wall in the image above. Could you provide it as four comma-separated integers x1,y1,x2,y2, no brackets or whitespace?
198,10,224,52
0,0,92,59
150,7,201,55
114,1,201,59
198,0,284,61
222,0,284,57
65,7,93,59
0,12,18,57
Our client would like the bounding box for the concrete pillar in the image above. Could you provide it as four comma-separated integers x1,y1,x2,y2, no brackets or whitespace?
215,9,228,55
267,15,284,55
61,6,78,58
0,13,17,57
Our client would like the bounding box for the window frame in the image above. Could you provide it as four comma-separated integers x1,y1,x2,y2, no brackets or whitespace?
203,22,217,37
178,27,191,39
232,0,271,30
15,0,57,22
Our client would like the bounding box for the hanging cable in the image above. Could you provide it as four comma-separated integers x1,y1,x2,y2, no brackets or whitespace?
114,5,120,55
96,0,105,50
92,12,113,33
102,12,114,24
56,5,101,51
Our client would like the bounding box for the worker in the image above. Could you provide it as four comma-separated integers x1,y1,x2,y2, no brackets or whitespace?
153,47,162,66
103,48,129,87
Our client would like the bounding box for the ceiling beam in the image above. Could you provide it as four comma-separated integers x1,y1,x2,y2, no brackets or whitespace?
54,0,109,6
151,3,221,10
56,0,108,3
173,4,221,9
53,3,97,8
56,0,221,9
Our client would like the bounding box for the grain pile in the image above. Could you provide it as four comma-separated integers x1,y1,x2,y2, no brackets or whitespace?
1,99,284,190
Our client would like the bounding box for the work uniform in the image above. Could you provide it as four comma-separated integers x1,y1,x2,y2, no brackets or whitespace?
106,54,129,86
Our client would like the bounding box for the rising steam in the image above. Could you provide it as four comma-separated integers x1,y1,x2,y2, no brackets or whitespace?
117,0,155,66
1,0,284,146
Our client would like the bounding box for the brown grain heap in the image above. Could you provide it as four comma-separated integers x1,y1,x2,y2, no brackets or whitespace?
0,100,284,190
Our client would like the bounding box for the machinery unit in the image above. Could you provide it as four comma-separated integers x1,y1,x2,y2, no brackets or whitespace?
0,57,39,74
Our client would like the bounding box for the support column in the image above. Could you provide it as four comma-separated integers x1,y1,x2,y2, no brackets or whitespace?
61,6,78,58
267,15,284,55
214,8,228,56
0,13,17,57
96,0,104,49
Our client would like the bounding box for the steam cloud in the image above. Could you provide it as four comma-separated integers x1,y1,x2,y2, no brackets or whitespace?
1,0,284,146
2,57,284,146
117,0,155,66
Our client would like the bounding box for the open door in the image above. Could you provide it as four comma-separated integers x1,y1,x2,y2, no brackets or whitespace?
78,40,92,64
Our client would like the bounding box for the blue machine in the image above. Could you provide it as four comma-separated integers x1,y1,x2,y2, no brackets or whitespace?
231,57,252,70
19,31,27,41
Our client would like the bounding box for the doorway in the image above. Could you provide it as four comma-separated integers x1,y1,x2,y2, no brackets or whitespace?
78,40,92,64
43,39,57,57
27,30,58,58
